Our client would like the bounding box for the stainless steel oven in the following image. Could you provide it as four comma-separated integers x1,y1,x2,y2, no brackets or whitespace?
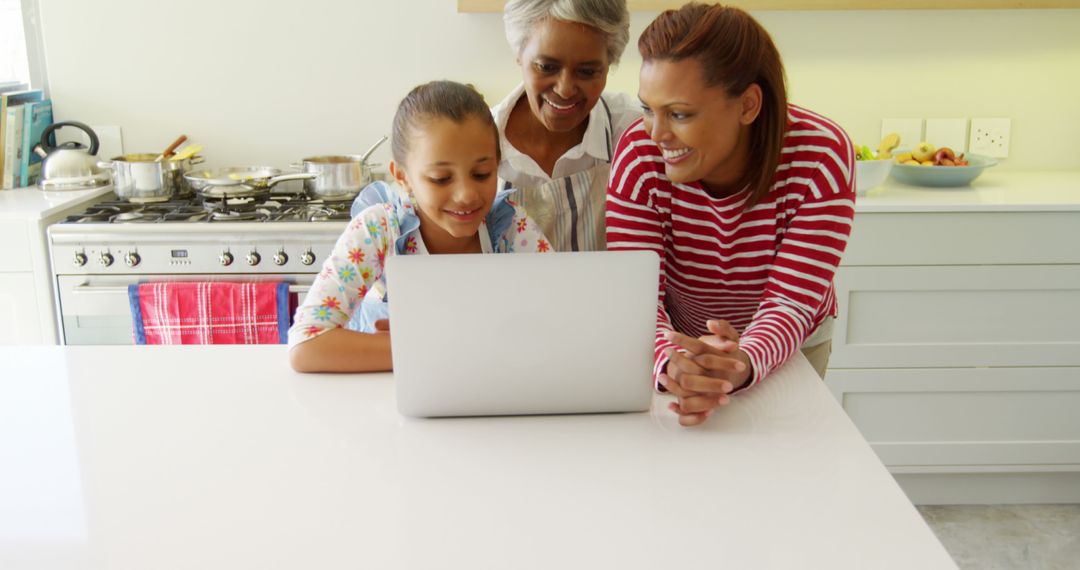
48,193,348,345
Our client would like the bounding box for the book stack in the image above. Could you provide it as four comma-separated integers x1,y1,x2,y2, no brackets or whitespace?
0,84,53,189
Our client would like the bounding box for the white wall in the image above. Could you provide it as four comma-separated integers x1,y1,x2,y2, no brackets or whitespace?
38,0,1080,172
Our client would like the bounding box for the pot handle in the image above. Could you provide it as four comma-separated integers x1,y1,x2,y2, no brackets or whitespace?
359,135,388,164
96,160,115,169
189,156,206,166
40,121,100,156
265,172,318,187
288,162,303,170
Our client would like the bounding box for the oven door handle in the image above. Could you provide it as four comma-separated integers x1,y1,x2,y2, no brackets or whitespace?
72,284,131,294
72,284,313,294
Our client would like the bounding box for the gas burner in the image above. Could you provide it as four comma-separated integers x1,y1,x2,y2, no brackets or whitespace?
111,212,157,223
203,196,260,212
162,207,209,222
65,205,125,223
307,207,352,222
210,209,271,222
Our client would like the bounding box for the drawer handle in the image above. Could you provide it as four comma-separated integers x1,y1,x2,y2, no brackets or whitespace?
73,283,312,294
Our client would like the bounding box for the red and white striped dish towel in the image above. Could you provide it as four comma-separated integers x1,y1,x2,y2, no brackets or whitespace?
128,282,290,345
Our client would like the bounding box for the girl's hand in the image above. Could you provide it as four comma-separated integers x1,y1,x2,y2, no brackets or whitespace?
658,320,752,427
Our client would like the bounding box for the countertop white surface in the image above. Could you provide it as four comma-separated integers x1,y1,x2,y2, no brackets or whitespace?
0,345,955,570
857,170,1080,212
0,185,113,221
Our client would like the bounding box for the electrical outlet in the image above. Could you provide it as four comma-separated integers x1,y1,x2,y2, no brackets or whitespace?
881,118,923,152
925,118,968,153
969,118,1010,158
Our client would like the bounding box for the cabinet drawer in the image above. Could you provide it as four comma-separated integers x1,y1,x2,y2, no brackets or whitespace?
826,367,1080,468
843,212,1080,266
832,265,1080,368
0,221,32,272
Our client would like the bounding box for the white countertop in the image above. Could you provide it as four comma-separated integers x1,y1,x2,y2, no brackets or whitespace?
0,185,113,221
0,345,954,570
857,170,1080,213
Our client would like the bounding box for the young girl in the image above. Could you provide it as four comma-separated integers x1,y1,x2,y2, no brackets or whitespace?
289,81,551,373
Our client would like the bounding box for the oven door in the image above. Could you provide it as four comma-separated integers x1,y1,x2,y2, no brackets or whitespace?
55,274,315,345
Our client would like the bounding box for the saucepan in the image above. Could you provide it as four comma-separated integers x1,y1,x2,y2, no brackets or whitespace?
99,153,205,203
292,135,387,201
184,167,317,199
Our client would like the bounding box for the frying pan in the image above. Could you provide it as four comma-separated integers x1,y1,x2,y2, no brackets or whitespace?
184,166,317,199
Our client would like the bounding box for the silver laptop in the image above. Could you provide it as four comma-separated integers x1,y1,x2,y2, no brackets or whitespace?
385,251,659,418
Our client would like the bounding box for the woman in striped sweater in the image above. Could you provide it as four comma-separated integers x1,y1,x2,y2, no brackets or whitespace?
606,4,856,426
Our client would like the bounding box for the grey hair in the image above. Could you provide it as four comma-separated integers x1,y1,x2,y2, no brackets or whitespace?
503,0,630,65
391,80,500,166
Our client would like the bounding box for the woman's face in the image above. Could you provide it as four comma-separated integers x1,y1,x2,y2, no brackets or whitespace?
391,116,499,243
517,18,610,133
638,58,761,190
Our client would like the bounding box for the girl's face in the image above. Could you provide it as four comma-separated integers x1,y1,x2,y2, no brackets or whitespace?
518,18,610,134
638,58,761,191
390,115,499,249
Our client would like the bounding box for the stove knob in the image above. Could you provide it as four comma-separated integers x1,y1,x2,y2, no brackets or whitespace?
73,251,88,267
99,252,114,267
273,250,288,266
246,251,261,266
124,252,141,267
219,252,234,267
300,250,316,266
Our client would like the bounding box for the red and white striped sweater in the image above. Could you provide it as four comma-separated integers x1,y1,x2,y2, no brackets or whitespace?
606,105,856,388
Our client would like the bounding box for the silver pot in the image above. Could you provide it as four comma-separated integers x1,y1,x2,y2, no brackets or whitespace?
294,135,386,201
99,153,205,203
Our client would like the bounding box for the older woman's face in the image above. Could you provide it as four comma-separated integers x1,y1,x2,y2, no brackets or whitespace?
517,18,610,133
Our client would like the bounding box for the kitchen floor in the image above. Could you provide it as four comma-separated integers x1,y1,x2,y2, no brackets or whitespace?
917,504,1080,569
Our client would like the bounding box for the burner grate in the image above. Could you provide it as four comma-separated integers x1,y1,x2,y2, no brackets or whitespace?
59,192,355,224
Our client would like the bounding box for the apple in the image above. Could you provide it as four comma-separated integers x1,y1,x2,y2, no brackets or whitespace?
912,142,936,162
934,147,956,165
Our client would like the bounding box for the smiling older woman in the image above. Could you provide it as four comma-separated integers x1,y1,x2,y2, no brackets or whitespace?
493,0,640,252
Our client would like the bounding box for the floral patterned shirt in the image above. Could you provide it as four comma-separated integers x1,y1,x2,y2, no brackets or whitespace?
288,187,550,348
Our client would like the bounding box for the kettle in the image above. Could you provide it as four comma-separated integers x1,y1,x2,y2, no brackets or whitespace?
35,121,111,191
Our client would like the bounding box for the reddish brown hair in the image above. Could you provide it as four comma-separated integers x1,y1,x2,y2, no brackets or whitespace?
638,3,788,207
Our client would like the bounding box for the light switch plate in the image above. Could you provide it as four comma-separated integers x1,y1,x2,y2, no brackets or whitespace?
925,118,968,153
881,118,923,152
969,118,1010,158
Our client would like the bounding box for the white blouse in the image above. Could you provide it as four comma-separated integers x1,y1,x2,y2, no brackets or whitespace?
491,84,641,253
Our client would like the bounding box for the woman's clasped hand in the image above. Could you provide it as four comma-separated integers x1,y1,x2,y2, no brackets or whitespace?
659,320,752,426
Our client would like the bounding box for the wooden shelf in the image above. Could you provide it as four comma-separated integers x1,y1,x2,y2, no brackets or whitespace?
459,0,1080,12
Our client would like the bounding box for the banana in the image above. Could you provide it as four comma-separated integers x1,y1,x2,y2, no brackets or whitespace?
878,132,901,157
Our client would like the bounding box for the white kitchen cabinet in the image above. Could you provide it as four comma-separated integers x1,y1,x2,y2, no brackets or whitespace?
827,173,1080,504
0,273,42,344
0,186,113,344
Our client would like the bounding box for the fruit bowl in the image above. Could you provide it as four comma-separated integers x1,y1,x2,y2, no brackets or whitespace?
855,159,893,195
890,154,998,188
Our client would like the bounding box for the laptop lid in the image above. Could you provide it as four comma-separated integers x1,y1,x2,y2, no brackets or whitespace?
386,251,659,417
